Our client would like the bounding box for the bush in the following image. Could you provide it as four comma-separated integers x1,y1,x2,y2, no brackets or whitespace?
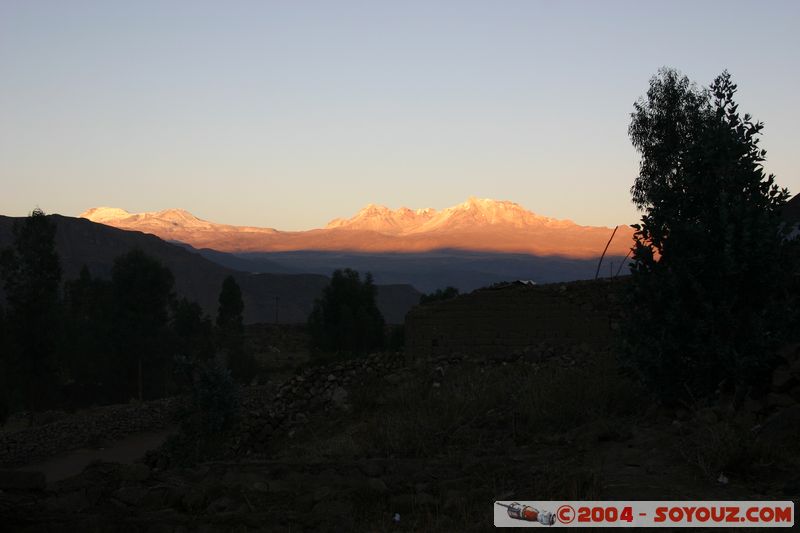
155,358,239,468
419,286,460,304
192,359,239,434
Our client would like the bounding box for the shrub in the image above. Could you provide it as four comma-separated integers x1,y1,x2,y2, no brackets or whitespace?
192,359,239,434
419,286,460,304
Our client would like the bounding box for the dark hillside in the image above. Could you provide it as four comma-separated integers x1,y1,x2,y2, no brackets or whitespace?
0,215,419,324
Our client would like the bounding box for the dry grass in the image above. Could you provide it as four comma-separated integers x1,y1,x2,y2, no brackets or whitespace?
348,350,641,458
679,419,777,480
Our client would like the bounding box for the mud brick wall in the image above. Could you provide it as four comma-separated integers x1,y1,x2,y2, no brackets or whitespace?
405,279,626,359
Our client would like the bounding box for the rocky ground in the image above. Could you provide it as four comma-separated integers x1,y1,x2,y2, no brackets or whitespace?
2,343,800,532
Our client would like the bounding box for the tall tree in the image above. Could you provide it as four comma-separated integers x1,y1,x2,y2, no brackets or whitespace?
0,304,9,425
62,265,115,406
624,68,791,402
173,297,215,362
111,249,174,401
0,208,62,414
216,276,253,382
308,268,385,355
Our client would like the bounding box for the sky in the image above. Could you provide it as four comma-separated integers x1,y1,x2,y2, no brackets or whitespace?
1,0,798,230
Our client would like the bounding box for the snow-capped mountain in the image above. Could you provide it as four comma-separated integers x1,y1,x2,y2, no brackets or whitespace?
80,198,634,257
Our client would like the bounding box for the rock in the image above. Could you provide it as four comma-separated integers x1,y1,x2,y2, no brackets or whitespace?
384,373,403,385
0,470,46,491
390,493,415,512
491,352,516,363
766,393,796,408
114,486,149,506
310,499,354,529
140,487,171,510
791,357,800,376
742,397,762,415
695,407,718,425
781,475,800,497
331,386,349,408
45,490,90,512
789,385,800,404
182,486,208,511
258,424,274,440
758,404,800,446
365,478,387,495
416,492,436,507
120,463,151,482
778,342,800,363
442,489,463,512
208,495,237,513
312,485,332,503
358,460,384,477
772,365,796,392
268,479,291,493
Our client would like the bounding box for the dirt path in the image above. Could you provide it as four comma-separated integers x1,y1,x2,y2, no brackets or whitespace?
17,426,177,485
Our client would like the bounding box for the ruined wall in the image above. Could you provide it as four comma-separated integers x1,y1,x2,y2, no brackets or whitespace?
405,279,626,359
0,397,187,468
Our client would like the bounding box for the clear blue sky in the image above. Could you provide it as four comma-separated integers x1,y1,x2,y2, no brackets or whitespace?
1,0,798,230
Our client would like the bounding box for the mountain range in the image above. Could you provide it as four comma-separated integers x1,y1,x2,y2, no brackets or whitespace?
0,215,420,324
80,197,634,258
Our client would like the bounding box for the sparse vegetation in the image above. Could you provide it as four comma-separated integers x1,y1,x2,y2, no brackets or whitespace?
419,286,460,304
354,351,639,458
680,419,775,481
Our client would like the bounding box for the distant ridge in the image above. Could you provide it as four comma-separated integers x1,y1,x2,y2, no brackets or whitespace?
80,198,634,258
0,215,420,324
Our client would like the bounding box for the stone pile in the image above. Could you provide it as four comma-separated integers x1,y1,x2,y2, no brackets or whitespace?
237,352,406,447
0,396,187,468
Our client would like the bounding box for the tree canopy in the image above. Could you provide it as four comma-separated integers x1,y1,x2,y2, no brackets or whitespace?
215,275,254,383
308,268,385,355
112,248,175,401
624,68,792,403
0,208,62,413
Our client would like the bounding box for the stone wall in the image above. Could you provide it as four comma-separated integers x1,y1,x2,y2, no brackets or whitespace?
0,397,186,468
405,278,626,359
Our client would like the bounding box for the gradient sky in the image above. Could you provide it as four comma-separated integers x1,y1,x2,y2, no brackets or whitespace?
1,0,798,230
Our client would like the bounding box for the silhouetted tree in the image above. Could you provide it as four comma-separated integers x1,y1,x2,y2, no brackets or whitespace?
0,208,62,413
420,286,460,304
0,304,9,425
62,265,115,406
308,268,385,355
111,249,174,401
624,68,791,403
216,276,254,383
172,297,215,364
